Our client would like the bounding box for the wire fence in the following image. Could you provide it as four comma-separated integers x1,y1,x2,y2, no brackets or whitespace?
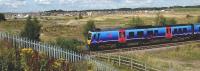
0,32,119,71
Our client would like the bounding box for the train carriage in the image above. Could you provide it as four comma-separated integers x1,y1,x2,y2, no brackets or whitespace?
88,23,200,51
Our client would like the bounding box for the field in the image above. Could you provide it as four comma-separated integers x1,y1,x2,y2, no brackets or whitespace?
1,8,200,70
112,43,200,71
1,8,200,43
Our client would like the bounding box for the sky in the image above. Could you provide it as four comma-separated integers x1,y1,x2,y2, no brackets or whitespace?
0,0,200,13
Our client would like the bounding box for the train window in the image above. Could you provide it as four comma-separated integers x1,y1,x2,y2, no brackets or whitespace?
183,28,187,33
137,31,144,38
199,27,200,32
129,32,134,38
93,34,96,40
88,33,92,40
174,29,178,34
97,33,100,40
154,30,158,36
178,28,182,34
147,31,153,37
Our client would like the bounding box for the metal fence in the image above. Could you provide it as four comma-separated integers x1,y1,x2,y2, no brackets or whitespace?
0,32,118,71
94,53,160,71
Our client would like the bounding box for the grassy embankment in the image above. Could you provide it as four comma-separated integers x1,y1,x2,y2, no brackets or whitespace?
116,43,200,71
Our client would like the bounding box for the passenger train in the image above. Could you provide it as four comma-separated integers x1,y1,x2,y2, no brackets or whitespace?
87,23,200,50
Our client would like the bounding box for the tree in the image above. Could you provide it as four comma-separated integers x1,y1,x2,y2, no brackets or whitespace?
155,14,168,26
53,37,83,52
0,13,6,21
159,16,167,26
168,18,177,25
129,16,144,27
20,16,41,41
83,20,96,38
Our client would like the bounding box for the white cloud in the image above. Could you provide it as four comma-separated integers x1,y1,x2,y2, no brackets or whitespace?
34,0,52,5
59,0,113,4
0,0,26,8
124,0,152,4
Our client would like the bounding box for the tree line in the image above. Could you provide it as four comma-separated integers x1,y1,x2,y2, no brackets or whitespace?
44,5,200,13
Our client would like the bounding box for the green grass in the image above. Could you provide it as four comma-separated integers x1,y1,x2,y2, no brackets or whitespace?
0,20,25,34
94,16,198,29
153,44,200,61
117,43,200,71
173,8,200,12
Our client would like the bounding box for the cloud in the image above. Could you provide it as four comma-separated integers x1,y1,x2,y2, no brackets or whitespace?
0,0,26,8
59,0,152,4
59,0,113,4
34,0,52,5
58,0,153,9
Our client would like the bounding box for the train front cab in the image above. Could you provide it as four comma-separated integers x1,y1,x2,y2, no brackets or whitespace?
87,31,94,50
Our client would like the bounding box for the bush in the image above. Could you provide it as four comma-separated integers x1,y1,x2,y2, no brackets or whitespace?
52,37,84,52
128,17,144,27
155,14,170,26
159,15,167,26
0,13,6,21
83,20,96,38
75,17,78,20
20,16,41,41
168,18,177,25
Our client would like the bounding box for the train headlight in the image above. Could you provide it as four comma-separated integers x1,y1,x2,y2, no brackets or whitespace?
87,40,91,45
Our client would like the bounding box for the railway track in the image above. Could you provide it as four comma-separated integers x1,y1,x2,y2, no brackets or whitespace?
89,40,200,55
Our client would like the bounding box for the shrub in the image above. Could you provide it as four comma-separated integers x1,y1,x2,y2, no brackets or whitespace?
168,18,177,25
83,20,96,38
159,15,167,26
52,37,84,52
20,16,41,41
128,16,144,27
75,17,78,20
155,14,168,26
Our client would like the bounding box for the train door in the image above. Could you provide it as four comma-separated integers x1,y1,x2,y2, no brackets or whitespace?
166,26,172,39
118,29,126,43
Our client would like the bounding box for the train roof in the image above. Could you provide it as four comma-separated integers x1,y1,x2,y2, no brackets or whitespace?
92,24,196,32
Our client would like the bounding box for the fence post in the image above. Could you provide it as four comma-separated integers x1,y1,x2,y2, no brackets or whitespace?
21,37,23,48
53,46,55,59
55,47,57,59
58,49,61,59
72,51,74,62
33,41,36,50
48,45,50,57
67,50,69,61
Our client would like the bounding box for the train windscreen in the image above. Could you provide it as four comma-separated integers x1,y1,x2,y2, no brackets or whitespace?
88,33,92,40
